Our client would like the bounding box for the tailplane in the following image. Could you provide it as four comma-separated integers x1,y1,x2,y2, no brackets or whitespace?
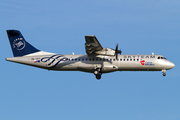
7,30,40,57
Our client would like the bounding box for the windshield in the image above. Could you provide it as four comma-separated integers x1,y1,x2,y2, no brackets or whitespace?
157,56,167,60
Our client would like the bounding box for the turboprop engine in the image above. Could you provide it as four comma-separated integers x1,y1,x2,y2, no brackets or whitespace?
95,48,116,56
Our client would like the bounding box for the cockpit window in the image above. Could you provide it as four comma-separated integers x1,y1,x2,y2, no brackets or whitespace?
163,57,167,60
157,56,167,60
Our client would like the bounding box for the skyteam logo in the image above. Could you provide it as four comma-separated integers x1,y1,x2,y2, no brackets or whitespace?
140,60,155,66
41,55,68,68
13,38,25,50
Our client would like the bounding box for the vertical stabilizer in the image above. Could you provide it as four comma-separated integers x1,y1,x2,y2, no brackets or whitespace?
7,30,40,57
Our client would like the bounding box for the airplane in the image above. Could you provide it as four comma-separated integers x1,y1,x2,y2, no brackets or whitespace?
6,30,175,80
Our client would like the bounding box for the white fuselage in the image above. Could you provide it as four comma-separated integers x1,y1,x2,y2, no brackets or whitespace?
6,51,175,74
6,30,175,79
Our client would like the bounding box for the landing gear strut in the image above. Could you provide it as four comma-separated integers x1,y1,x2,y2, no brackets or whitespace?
94,68,102,80
162,70,166,77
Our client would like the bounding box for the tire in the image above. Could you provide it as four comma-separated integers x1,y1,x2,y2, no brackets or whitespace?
163,73,166,76
96,74,101,80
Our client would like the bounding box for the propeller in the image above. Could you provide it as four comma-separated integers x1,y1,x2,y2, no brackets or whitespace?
115,44,122,60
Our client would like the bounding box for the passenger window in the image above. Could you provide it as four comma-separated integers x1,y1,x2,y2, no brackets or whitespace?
124,59,125,61
127,59,129,61
133,59,135,61
137,59,139,61
120,59,122,61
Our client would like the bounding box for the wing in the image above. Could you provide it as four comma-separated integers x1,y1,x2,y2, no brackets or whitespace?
85,35,103,55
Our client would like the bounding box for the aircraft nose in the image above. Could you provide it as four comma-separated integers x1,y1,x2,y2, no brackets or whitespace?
159,60,175,70
170,62,175,68
167,62,175,69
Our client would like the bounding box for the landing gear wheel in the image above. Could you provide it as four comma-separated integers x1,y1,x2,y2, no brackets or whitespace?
96,74,101,80
163,73,166,76
94,68,102,80
162,70,166,77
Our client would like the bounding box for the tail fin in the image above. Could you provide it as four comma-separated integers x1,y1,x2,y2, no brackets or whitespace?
7,30,40,57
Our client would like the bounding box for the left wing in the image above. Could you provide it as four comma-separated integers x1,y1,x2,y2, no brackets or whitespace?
85,35,118,56
85,35,103,55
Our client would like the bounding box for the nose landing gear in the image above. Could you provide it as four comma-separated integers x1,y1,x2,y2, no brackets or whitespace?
162,70,166,77
96,74,101,80
94,68,102,80
163,73,166,76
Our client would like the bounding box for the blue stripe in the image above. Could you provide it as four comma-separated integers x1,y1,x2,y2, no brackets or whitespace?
41,55,68,68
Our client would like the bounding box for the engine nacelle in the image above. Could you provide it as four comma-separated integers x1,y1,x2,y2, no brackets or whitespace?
95,48,115,56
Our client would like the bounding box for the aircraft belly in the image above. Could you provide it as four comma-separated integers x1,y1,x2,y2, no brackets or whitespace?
51,62,98,72
102,62,118,73
54,61,119,73
77,64,95,73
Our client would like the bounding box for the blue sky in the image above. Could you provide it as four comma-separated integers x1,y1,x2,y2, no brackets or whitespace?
1,0,180,120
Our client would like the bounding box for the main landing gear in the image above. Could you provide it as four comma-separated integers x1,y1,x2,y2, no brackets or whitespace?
162,69,166,77
94,68,102,80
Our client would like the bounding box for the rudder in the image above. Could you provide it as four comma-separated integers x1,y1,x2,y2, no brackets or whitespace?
7,30,40,57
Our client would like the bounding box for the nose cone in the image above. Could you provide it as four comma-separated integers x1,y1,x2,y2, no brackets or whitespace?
170,62,175,68
166,61,175,69
158,60,175,70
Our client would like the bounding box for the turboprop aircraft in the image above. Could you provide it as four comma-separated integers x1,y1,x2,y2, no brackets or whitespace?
6,30,175,80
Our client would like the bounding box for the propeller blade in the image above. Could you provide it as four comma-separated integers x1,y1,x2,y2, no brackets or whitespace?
115,44,119,59
116,44,118,52
114,44,122,60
